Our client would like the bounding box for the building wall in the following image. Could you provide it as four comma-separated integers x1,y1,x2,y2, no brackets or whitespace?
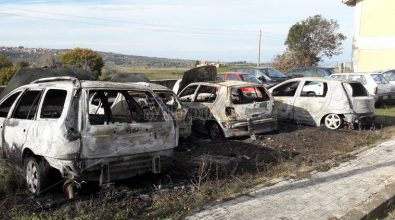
352,0,395,72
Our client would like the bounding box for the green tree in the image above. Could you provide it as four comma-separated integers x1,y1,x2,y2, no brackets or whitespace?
60,48,104,78
0,55,13,69
0,67,17,85
285,15,346,67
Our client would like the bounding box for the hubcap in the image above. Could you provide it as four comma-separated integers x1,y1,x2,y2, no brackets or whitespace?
26,160,38,193
325,114,341,130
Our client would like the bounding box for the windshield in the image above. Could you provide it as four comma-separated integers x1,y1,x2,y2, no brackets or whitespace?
372,74,389,84
241,74,261,84
262,68,286,78
231,86,270,104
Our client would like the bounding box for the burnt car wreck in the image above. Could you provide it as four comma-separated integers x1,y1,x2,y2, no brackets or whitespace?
0,76,178,195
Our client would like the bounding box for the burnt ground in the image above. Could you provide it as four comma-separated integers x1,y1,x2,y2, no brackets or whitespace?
0,122,391,219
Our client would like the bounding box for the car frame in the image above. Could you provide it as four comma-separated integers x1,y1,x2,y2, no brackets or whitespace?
287,67,333,78
177,80,277,139
230,66,287,88
269,77,375,130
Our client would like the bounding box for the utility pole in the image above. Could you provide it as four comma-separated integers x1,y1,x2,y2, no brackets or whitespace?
257,30,262,67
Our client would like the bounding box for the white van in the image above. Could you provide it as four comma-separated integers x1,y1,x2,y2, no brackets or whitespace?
330,73,391,103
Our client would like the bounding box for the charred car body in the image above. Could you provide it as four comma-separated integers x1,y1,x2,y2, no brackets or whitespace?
178,81,278,139
0,76,178,194
269,77,375,129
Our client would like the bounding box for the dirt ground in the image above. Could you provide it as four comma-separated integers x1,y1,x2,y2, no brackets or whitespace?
0,122,389,219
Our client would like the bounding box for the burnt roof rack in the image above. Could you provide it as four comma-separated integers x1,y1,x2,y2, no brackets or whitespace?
31,76,81,87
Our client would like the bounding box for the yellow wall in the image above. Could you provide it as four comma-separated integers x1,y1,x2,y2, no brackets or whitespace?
360,0,395,37
357,49,395,71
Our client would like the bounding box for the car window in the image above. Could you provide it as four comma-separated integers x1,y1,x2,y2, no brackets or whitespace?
265,68,286,78
40,89,67,119
241,74,261,84
195,85,218,103
371,74,389,84
271,81,301,97
300,81,328,97
231,86,270,104
156,91,179,112
0,92,21,118
227,75,241,81
88,90,164,125
12,90,42,120
330,74,347,80
217,75,226,80
348,75,367,85
346,82,368,97
383,71,395,81
179,85,198,102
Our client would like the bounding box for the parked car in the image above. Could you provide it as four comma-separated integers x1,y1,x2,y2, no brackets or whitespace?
330,72,391,103
0,77,178,194
381,69,395,98
269,77,375,130
136,82,192,139
230,66,287,88
217,72,261,84
177,81,277,139
287,67,333,78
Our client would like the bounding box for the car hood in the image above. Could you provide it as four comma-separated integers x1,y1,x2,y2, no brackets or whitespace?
177,66,217,94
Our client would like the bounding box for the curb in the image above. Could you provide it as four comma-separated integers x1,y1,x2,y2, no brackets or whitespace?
340,182,395,220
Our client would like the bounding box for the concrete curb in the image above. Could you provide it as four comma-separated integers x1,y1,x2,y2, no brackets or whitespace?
340,182,395,220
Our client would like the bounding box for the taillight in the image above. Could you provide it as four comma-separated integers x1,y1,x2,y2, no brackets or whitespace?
225,107,236,117
374,87,378,95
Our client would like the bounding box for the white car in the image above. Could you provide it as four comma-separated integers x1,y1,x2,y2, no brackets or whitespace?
269,77,375,130
330,73,391,103
381,69,395,98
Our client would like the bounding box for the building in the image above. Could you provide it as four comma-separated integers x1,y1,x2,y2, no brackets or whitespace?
343,0,395,72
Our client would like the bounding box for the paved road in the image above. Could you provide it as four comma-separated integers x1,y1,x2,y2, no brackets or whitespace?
187,138,395,220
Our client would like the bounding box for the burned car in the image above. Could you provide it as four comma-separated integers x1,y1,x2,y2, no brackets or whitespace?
178,81,277,139
268,77,375,129
0,77,178,194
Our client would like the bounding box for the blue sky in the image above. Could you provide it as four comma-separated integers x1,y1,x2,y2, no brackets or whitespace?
0,0,355,65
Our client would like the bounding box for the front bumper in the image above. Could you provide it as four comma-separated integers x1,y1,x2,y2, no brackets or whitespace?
222,117,278,138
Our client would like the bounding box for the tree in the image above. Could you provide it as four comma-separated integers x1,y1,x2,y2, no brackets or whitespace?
0,67,16,85
16,61,30,68
0,55,13,69
285,15,346,67
60,48,104,78
272,51,299,72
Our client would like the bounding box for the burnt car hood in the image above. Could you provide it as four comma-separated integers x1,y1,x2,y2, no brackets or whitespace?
177,66,217,94
0,67,95,99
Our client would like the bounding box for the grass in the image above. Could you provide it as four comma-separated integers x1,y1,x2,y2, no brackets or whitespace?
102,66,187,80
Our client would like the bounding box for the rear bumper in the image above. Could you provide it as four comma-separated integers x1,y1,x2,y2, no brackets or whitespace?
222,117,277,138
344,113,374,124
64,149,173,183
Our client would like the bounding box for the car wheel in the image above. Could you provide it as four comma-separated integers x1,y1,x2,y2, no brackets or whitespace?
324,114,342,130
208,122,224,140
25,156,50,194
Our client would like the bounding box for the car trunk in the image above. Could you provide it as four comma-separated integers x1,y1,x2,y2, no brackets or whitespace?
344,82,374,114
229,86,273,119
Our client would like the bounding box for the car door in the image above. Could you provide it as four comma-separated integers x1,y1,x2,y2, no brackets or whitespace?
3,90,43,163
0,91,22,158
293,80,329,126
270,81,301,120
192,85,218,130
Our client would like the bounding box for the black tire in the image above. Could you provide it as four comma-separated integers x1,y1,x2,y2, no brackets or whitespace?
24,156,51,195
208,122,224,140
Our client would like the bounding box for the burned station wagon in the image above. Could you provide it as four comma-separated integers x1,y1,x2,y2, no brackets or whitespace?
0,77,178,194
178,81,277,139
269,77,375,129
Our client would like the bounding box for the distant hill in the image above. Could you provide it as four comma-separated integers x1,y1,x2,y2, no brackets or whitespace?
0,46,197,68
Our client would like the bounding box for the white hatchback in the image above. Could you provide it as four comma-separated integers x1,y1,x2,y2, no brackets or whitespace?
330,73,391,103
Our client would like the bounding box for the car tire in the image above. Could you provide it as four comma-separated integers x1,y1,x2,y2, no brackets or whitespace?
208,122,224,140
324,114,342,130
24,156,51,195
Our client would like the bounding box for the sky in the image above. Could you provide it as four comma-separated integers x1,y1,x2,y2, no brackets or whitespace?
0,0,355,65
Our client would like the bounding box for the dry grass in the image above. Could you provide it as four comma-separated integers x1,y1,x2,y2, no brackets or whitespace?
102,66,187,80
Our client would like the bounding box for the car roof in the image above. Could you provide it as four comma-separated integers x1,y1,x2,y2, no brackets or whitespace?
331,72,381,75
219,72,253,75
187,80,261,87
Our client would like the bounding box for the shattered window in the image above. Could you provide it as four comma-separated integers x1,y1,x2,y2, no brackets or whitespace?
88,90,164,125
40,89,67,119
179,85,198,102
195,85,218,103
372,74,389,84
231,86,270,104
300,81,328,97
346,83,368,97
0,92,21,118
12,90,42,120
272,81,300,97
156,91,179,112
